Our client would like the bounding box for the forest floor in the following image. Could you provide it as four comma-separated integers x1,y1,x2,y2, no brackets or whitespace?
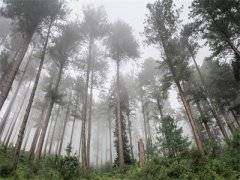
0,131,239,180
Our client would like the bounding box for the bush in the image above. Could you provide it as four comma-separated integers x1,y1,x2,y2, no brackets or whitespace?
0,164,13,178
58,155,80,180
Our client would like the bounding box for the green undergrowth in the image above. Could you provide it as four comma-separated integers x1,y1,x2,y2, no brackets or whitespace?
0,131,240,180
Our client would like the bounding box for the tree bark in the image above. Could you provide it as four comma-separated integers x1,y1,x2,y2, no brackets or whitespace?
230,110,240,127
195,101,216,142
58,96,71,156
36,64,63,158
116,59,125,167
127,112,134,160
220,107,236,135
156,97,164,119
42,114,55,156
86,70,94,167
0,51,32,138
28,105,47,159
48,106,61,155
22,127,31,151
81,37,93,170
188,46,229,140
4,81,31,147
69,114,76,150
140,98,149,151
12,20,52,172
108,115,113,164
0,32,33,110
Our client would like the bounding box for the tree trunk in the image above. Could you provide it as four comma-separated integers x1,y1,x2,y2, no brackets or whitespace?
29,106,47,160
4,81,31,147
69,115,76,150
195,101,216,142
116,59,125,167
140,98,149,151
29,126,41,159
58,97,71,156
86,70,94,167
156,98,164,119
12,20,52,172
22,127,31,151
220,107,236,135
108,116,113,164
36,64,63,158
161,39,204,153
0,32,33,110
81,37,93,170
175,80,204,153
138,139,145,168
48,106,61,155
127,112,134,160
2,114,15,144
0,52,32,138
188,46,229,140
96,123,99,168
230,110,240,127
43,114,55,156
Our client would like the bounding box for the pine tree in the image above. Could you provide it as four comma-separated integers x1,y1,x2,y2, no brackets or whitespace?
156,116,190,157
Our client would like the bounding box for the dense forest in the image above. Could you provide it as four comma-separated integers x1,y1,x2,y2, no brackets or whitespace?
0,0,239,179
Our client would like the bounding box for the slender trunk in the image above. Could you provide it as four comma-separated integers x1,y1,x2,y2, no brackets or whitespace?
36,65,63,158
96,123,99,168
86,70,94,167
161,38,204,153
43,115,54,156
29,105,47,159
145,110,152,147
127,112,134,160
22,127,31,151
78,127,83,162
156,97,164,119
69,94,79,149
69,116,76,149
0,32,33,110
58,98,71,156
188,46,229,140
220,107,236,134
29,126,41,159
140,98,149,151
116,59,125,167
12,21,52,172
0,52,32,138
3,114,15,144
4,81,31,147
195,101,216,142
55,140,60,155
48,106,61,155
108,116,112,164
175,80,204,153
230,110,240,127
81,38,93,170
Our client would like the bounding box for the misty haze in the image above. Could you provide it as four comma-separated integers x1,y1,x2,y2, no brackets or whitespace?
0,0,239,179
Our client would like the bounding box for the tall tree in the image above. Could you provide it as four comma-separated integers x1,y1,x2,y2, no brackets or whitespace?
35,22,81,158
0,0,63,110
145,0,204,153
106,21,139,167
79,6,109,170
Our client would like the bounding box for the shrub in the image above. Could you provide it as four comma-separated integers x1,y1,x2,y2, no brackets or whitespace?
58,155,80,180
0,164,13,178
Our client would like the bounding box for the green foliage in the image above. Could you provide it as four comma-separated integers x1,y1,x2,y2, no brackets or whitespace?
0,163,13,178
58,155,80,180
156,116,190,157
